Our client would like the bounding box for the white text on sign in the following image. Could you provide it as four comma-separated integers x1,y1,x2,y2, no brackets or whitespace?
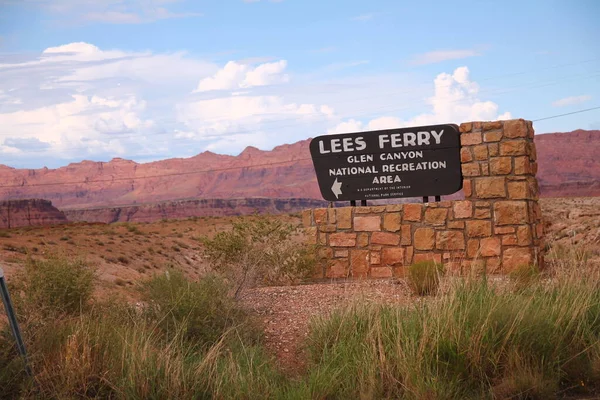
318,130,444,154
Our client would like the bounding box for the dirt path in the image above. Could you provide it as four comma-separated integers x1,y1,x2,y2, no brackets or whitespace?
241,278,412,374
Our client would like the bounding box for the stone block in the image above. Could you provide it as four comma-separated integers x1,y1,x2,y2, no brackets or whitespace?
400,224,412,245
319,224,337,233
314,208,327,224
318,232,328,245
336,208,352,229
503,119,528,138
536,223,544,240
354,216,381,231
305,227,317,244
461,132,482,145
385,204,403,212
404,203,423,222
484,130,503,142
467,239,479,258
463,179,472,198
326,259,348,278
383,213,401,232
462,162,481,177
474,208,491,219
517,225,532,246
357,233,369,247
350,249,369,278
301,209,312,227
503,247,533,271
494,201,528,225
513,156,531,175
424,208,448,226
448,220,465,229
473,145,489,160
319,247,333,259
483,121,503,131
371,232,400,246
480,237,501,257
371,251,381,265
508,181,529,199
453,200,473,219
500,140,527,156
475,177,506,198
461,147,473,162
460,122,472,133
486,257,502,274
371,267,393,278
327,208,336,224
466,220,492,237
436,230,465,250
382,247,405,266
502,234,517,246
476,201,491,207
393,266,408,278
490,157,512,175
413,253,442,264
329,232,356,247
405,246,414,265
481,162,490,176
334,249,349,258
495,226,515,234
414,228,435,250
355,206,386,214
488,143,499,156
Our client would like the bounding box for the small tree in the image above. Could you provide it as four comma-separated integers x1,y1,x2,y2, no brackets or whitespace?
201,216,316,298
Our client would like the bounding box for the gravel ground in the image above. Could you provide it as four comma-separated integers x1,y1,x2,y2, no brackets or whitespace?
241,278,413,373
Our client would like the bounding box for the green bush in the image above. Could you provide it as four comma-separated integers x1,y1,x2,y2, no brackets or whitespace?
201,216,317,297
140,270,259,348
407,261,445,296
10,254,96,317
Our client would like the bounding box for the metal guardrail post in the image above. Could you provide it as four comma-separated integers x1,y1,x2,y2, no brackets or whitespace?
0,267,31,376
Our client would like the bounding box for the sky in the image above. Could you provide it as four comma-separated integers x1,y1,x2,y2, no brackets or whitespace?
0,0,598,169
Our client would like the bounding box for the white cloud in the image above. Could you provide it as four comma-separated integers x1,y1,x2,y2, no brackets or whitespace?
408,49,481,66
328,66,511,134
194,60,289,92
552,95,592,107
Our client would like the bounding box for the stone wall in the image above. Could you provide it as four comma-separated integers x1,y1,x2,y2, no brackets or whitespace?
302,119,545,278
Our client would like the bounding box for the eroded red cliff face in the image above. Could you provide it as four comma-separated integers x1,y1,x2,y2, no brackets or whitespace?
63,198,330,223
0,199,68,229
0,130,598,210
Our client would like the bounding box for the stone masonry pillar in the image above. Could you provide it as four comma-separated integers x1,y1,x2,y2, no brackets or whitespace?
459,119,544,271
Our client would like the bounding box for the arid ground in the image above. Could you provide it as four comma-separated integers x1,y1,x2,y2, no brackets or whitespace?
1,197,599,373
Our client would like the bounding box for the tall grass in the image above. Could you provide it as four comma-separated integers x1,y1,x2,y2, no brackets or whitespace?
2,251,600,399
301,265,600,399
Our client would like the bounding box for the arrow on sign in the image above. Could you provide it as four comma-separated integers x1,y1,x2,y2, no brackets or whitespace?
331,178,342,199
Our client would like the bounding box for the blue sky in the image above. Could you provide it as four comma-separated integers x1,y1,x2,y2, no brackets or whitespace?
0,0,598,169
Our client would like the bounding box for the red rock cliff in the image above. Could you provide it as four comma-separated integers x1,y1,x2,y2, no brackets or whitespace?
0,199,68,229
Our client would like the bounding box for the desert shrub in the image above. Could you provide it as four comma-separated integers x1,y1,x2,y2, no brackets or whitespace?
10,254,96,317
407,260,445,296
201,216,317,297
140,270,259,348
117,255,130,265
0,230,11,238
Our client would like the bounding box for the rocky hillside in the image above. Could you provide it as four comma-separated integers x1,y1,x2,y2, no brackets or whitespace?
0,130,598,210
64,197,330,224
0,199,68,229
